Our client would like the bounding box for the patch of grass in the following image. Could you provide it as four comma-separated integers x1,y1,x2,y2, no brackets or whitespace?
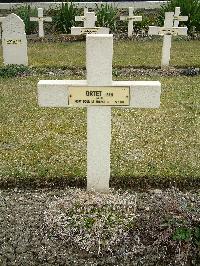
111,75,200,188
29,42,86,68
113,39,200,68
0,74,199,188
0,39,199,68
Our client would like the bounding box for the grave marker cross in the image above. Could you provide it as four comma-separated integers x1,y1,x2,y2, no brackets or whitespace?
120,7,142,37
38,34,161,192
71,10,109,35
148,11,187,68
173,7,188,27
75,10,97,28
30,8,52,37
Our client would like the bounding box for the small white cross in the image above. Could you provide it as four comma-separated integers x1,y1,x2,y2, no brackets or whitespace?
38,34,161,192
148,11,187,68
173,7,188,27
75,10,97,28
72,10,109,35
120,7,142,37
30,8,52,38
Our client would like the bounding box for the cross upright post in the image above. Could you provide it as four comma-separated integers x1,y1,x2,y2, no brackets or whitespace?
38,34,161,192
120,7,142,37
30,7,52,38
148,12,187,68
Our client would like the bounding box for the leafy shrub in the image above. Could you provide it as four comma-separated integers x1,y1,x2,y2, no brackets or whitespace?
14,5,38,34
96,4,119,32
52,1,78,34
0,65,30,78
159,0,200,33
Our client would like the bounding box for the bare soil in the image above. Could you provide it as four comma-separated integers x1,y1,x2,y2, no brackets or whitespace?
0,187,199,265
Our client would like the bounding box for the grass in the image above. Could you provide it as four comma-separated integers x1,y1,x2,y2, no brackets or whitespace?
0,74,199,188
0,39,199,68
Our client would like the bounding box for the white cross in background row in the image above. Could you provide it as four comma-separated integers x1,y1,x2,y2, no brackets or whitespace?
30,7,52,38
75,10,97,28
71,9,109,35
148,8,188,68
173,7,188,27
120,7,142,37
38,34,161,192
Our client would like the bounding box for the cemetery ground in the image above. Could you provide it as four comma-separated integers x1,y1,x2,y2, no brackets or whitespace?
0,39,200,265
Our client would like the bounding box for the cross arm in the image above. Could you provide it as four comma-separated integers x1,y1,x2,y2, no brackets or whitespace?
75,16,85,22
174,16,188,22
148,26,187,36
120,15,128,21
30,17,38,22
113,81,161,108
120,15,142,22
43,17,52,22
38,80,87,107
38,80,161,108
129,16,142,21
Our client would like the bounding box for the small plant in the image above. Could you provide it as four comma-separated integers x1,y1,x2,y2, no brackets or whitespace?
172,226,193,241
159,0,200,34
96,4,119,32
0,65,30,78
52,1,78,34
14,5,38,34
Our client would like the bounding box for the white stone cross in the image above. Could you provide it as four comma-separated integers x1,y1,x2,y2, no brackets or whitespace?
2,13,28,65
75,10,97,28
120,7,142,37
71,10,109,35
173,7,188,27
30,7,52,37
38,34,161,192
148,11,187,68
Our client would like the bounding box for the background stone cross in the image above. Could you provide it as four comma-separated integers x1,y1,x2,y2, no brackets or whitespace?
173,7,188,27
71,10,109,35
148,11,187,68
75,10,97,28
120,7,142,37
38,34,161,192
30,7,52,37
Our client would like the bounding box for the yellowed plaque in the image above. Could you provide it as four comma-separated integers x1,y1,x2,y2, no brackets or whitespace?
5,39,22,45
68,86,130,106
80,28,99,34
159,28,179,35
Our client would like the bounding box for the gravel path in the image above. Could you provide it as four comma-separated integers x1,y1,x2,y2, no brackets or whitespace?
0,187,199,266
